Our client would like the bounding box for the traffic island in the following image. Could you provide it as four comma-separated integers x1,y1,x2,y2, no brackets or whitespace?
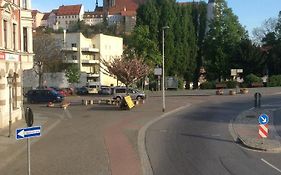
231,109,281,153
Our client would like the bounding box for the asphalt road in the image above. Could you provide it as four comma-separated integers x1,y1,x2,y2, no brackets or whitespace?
146,95,281,175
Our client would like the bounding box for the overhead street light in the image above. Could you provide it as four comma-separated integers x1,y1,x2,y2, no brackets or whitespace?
162,26,169,112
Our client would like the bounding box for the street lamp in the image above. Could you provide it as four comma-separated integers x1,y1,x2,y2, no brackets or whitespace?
162,26,169,112
7,74,13,137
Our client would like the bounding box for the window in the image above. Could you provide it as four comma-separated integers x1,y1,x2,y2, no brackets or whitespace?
3,20,8,48
23,27,28,52
71,43,77,47
72,55,77,60
22,0,27,9
65,21,68,24
13,24,16,50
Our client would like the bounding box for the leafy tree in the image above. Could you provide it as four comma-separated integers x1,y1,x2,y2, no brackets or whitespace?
102,56,151,87
260,11,281,75
232,39,266,76
33,33,64,88
204,0,246,81
192,1,207,88
124,25,161,66
65,64,81,84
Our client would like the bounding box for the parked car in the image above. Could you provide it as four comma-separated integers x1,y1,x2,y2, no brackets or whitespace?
98,86,113,95
61,88,74,96
26,89,64,103
85,82,101,94
75,87,89,95
112,87,146,101
49,87,67,97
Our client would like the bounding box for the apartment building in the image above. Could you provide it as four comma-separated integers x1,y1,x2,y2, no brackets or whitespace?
58,32,123,86
56,4,84,30
31,10,44,29
0,0,34,128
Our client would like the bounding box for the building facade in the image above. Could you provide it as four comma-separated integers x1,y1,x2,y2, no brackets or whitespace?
56,4,84,30
103,0,145,33
58,32,123,86
31,10,44,29
0,0,34,128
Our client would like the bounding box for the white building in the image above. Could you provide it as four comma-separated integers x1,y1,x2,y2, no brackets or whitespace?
0,0,34,128
56,4,84,30
58,32,123,86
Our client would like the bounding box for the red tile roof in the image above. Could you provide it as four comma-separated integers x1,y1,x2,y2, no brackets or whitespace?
107,0,145,15
57,4,82,16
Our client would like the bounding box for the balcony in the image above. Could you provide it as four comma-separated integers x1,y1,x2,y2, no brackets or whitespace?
81,47,99,52
81,60,99,64
61,47,78,52
87,73,99,78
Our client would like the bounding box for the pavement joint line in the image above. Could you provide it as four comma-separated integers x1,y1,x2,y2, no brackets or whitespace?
0,113,62,171
138,103,191,175
261,158,281,173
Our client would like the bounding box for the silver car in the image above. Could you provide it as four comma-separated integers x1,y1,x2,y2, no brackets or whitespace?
112,87,146,101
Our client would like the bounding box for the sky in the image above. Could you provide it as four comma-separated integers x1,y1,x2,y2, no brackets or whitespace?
32,0,281,35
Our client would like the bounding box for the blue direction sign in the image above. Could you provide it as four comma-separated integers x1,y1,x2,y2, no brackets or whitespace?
258,114,269,125
16,126,41,140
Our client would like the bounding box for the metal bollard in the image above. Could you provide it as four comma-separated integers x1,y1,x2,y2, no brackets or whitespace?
254,92,262,108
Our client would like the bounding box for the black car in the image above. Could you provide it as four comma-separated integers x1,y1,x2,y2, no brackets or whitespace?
26,89,64,103
76,87,89,95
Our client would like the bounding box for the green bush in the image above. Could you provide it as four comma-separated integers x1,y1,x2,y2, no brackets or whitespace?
268,75,281,87
200,81,216,89
178,78,184,89
244,74,262,87
225,81,237,89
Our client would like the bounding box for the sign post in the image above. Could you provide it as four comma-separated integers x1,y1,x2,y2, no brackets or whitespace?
258,114,269,138
16,107,40,175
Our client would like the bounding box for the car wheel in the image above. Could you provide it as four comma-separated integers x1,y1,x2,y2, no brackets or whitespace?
136,96,142,101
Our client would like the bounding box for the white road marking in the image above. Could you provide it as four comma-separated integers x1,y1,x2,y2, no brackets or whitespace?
261,158,281,173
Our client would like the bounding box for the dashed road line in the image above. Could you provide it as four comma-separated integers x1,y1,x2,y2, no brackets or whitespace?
261,158,281,173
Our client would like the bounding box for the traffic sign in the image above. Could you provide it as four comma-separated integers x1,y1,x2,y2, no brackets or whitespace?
259,124,268,138
258,114,269,125
16,126,41,140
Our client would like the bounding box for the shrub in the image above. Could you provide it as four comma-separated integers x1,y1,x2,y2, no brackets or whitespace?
178,78,185,89
225,81,237,89
244,74,262,87
200,81,216,89
268,75,281,87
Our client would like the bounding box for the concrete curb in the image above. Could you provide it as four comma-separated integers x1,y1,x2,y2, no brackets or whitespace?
138,104,191,175
229,108,281,153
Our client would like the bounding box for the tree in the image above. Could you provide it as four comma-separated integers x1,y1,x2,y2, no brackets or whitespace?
204,0,246,81
124,25,161,66
65,64,81,84
33,33,64,87
102,56,151,87
232,39,266,76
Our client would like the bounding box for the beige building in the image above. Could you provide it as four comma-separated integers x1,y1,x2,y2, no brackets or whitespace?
0,0,34,128
58,32,123,86
31,10,44,29
56,4,84,30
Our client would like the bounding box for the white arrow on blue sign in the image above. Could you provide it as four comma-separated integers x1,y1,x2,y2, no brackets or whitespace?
16,126,41,140
258,114,269,125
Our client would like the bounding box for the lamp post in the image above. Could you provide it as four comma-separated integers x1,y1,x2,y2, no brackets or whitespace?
7,74,13,137
162,26,169,112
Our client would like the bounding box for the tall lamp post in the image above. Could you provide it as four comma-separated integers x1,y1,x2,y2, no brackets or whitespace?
7,74,13,137
162,26,169,112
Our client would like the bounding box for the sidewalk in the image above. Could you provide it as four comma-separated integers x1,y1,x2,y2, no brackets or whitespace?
232,107,281,152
